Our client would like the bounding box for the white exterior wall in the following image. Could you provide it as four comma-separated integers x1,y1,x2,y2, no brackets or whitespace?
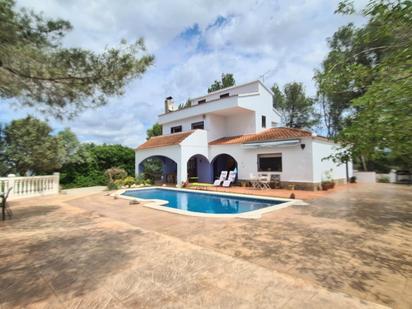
135,130,209,184
191,82,259,105
162,115,204,135
209,140,314,183
354,171,376,183
311,140,351,183
159,80,279,141
135,145,183,183
204,114,226,142
225,112,256,136
257,83,281,129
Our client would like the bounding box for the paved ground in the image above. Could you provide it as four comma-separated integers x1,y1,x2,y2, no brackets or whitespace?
1,184,411,308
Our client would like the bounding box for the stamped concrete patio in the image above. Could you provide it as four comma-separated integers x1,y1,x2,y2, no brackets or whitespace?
1,184,411,308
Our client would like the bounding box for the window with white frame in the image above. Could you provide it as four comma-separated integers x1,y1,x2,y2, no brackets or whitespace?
191,121,204,130
257,153,282,172
170,125,182,134
261,115,266,128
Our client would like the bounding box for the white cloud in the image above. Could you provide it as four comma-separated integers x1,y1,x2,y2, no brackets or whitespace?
1,0,366,147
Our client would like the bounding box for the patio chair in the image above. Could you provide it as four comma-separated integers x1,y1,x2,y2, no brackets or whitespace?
257,173,271,190
249,173,262,189
1,187,13,221
213,171,228,186
222,171,237,187
270,174,281,189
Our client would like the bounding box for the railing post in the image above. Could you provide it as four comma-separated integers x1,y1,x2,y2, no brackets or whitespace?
53,172,60,194
7,174,15,199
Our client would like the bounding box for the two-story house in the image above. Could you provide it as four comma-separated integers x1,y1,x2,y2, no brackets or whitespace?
135,80,351,190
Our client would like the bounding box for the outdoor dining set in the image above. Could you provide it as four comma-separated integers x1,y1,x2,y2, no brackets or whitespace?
213,171,281,189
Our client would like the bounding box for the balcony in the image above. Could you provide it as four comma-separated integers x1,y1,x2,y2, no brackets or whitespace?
158,92,260,124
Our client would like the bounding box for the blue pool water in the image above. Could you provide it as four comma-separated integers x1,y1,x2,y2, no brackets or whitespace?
121,188,283,214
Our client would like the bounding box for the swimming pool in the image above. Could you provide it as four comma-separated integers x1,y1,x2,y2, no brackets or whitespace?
120,187,296,218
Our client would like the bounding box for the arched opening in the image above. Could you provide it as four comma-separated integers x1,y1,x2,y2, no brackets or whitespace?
211,154,238,181
138,155,177,184
187,154,212,183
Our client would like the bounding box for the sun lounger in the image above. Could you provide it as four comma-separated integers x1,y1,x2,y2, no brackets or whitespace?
222,171,237,187
213,171,228,186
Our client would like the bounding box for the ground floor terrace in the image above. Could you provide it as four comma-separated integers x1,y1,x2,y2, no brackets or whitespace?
135,130,350,190
1,184,411,308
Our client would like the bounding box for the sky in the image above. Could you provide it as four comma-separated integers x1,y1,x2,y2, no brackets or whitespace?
1,0,366,147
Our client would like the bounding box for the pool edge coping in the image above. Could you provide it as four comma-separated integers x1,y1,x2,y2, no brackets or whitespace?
112,186,307,219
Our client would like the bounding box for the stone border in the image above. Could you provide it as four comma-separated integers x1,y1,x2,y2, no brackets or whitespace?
113,186,307,219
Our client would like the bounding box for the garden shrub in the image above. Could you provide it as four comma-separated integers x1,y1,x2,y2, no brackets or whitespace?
122,176,136,188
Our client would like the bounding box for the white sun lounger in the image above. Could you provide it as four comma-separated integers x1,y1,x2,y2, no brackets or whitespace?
213,171,228,186
222,171,237,187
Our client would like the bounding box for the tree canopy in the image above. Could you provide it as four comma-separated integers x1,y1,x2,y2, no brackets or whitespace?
272,82,319,129
0,0,154,118
3,117,60,175
315,0,412,170
146,123,162,140
207,73,236,93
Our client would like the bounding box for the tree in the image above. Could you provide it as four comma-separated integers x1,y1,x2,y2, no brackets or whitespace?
207,73,236,93
315,0,412,170
143,123,163,180
56,128,82,166
0,124,8,176
0,0,154,118
272,82,319,129
59,143,135,188
3,117,60,175
146,123,162,140
178,98,191,110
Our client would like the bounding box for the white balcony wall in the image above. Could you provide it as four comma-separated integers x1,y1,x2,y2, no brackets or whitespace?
191,82,259,105
204,114,226,142
225,112,256,136
0,173,60,200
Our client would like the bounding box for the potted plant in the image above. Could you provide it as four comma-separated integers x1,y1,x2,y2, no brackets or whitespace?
321,180,330,191
321,169,335,190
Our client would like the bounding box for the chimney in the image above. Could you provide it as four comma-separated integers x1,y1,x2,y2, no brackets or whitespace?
164,96,175,113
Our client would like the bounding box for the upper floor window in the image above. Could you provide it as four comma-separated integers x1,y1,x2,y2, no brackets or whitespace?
271,121,278,128
191,121,204,130
198,99,206,104
220,93,229,98
170,125,182,134
261,115,266,128
258,154,282,172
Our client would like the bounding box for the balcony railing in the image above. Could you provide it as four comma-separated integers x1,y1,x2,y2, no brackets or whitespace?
0,173,60,200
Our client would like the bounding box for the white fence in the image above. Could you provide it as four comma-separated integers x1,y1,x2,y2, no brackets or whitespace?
353,171,376,183
0,173,60,200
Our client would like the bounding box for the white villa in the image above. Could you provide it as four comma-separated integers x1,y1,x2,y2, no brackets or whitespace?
135,80,352,190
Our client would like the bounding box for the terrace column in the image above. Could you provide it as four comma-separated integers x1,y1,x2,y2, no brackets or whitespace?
53,172,60,194
177,161,188,186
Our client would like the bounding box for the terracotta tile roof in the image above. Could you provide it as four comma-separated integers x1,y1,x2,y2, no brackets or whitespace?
209,127,314,145
137,131,194,150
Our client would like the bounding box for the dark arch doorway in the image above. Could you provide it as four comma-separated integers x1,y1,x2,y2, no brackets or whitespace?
187,154,212,183
138,155,177,184
211,154,238,181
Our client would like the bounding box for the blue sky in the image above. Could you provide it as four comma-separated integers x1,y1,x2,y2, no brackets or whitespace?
2,0,365,146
